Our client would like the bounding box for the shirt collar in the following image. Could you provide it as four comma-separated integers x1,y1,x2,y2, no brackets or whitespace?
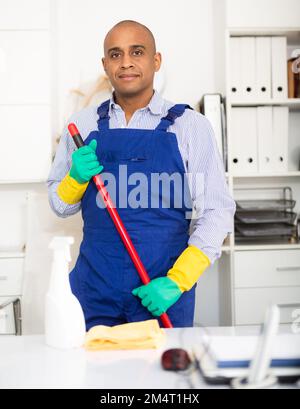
109,89,163,115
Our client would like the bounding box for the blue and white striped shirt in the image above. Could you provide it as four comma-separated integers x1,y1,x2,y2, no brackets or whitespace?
47,90,236,264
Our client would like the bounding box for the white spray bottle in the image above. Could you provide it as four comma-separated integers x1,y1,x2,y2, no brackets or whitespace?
45,236,86,349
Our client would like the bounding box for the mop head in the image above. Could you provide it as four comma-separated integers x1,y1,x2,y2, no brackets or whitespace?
85,319,166,350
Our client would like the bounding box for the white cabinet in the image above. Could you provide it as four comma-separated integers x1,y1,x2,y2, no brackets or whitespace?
234,250,300,288
0,31,51,104
234,250,300,325
235,287,300,325
0,190,27,250
0,0,50,30
0,106,52,181
0,0,52,183
0,296,19,334
0,256,24,334
0,258,24,296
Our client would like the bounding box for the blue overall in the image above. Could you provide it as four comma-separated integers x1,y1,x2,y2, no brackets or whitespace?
69,100,196,330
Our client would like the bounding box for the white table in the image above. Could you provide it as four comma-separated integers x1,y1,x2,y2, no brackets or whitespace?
0,325,296,389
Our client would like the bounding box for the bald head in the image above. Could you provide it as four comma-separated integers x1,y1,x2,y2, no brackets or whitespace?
103,20,156,56
102,20,161,100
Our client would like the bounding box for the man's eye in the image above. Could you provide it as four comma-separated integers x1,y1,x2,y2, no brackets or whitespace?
133,50,143,56
111,53,120,58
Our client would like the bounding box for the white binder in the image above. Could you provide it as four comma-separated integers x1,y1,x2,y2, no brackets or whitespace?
201,94,224,162
230,108,258,175
230,37,242,100
257,106,273,172
272,106,289,172
256,37,272,100
271,37,288,99
240,37,257,100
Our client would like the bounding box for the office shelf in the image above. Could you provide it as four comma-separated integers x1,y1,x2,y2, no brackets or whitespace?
232,172,300,178
234,243,300,251
230,99,300,110
0,180,47,184
223,26,300,327
0,252,25,259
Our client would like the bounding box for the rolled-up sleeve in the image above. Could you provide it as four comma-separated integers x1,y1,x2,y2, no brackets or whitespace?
187,113,236,264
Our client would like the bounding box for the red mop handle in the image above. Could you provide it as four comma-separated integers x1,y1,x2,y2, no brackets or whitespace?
68,123,173,329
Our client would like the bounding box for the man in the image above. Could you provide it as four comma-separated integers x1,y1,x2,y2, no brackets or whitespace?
48,20,236,329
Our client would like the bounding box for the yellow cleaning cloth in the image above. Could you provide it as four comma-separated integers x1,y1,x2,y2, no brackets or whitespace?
85,319,166,351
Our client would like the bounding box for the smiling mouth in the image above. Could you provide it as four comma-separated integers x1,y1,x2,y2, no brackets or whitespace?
118,74,140,81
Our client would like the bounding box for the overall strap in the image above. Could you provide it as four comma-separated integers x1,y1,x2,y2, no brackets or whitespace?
97,99,110,130
155,104,193,132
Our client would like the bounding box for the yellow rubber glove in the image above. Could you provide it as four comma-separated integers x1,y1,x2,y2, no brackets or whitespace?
167,245,211,292
57,173,89,205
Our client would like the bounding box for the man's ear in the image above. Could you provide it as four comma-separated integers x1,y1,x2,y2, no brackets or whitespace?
102,57,107,72
154,52,162,72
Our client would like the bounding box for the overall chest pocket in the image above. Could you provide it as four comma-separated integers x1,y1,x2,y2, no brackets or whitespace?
101,150,149,165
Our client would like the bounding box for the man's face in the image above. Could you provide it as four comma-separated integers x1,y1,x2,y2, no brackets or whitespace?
102,24,161,97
